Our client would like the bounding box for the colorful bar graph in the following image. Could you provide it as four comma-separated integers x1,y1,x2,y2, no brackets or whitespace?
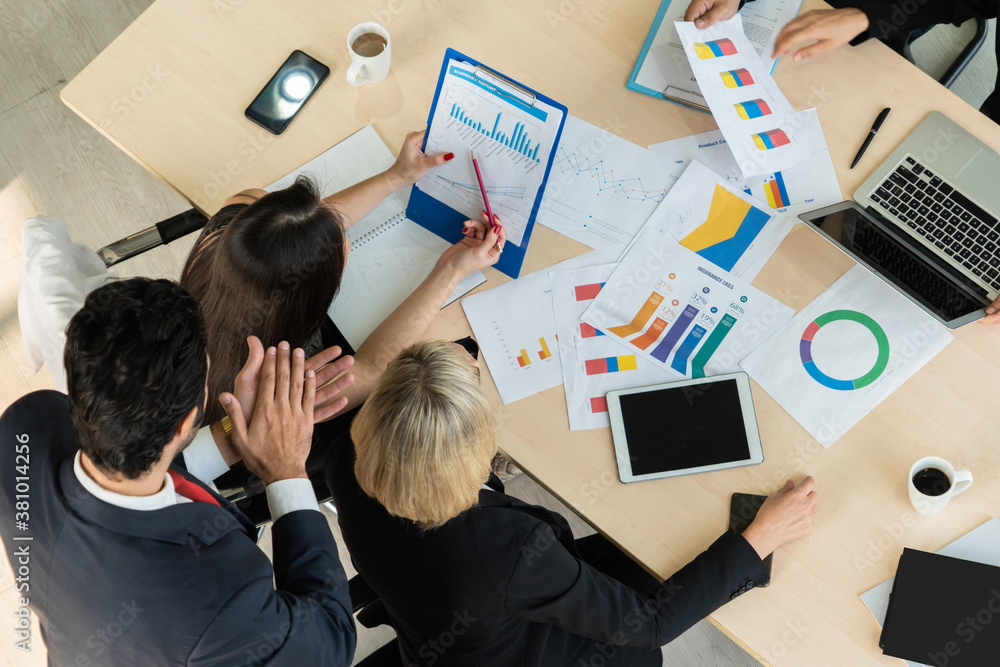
575,283,605,301
694,38,738,59
537,337,552,360
670,325,707,374
650,305,698,362
608,292,664,337
734,99,772,120
590,396,608,413
691,314,737,378
764,172,790,208
721,69,754,89
630,317,669,350
585,354,638,375
580,323,605,338
752,129,791,151
516,350,530,367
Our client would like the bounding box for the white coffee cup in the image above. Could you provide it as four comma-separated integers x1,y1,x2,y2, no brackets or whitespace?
908,456,973,516
346,22,391,86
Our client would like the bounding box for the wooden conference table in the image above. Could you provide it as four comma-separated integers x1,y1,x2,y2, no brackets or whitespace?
61,0,1000,664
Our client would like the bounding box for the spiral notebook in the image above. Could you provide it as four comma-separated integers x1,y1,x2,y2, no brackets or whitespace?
268,126,486,349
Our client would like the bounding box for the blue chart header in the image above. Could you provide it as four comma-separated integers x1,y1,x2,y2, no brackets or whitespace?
448,65,548,122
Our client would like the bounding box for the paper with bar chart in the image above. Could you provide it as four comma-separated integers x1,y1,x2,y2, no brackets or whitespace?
674,17,827,178
417,59,563,247
740,266,953,447
550,264,677,430
538,115,685,258
648,113,841,219
582,241,794,379
462,253,604,404
628,0,801,111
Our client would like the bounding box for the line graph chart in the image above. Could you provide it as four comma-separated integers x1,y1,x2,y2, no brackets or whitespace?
538,115,684,257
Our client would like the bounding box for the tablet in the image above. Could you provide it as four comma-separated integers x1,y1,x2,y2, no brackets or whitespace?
607,372,763,483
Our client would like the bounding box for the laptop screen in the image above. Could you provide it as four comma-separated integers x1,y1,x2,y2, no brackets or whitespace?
802,202,989,323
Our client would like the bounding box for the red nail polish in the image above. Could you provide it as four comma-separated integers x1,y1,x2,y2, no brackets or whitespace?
444,152,454,161
462,227,467,233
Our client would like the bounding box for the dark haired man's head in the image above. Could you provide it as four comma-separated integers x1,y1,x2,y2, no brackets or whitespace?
65,278,208,480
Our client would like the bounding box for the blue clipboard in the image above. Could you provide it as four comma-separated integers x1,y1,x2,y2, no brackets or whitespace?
406,48,567,279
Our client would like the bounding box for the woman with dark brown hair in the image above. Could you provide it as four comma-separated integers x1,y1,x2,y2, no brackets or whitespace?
180,131,506,464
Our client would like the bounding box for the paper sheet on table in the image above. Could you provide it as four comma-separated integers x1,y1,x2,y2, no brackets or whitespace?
537,115,685,258
582,241,794,379
625,160,795,281
860,518,1000,667
648,111,842,219
629,0,803,111
674,17,826,178
269,126,485,349
417,59,562,248
462,251,610,404
550,263,677,430
740,265,953,446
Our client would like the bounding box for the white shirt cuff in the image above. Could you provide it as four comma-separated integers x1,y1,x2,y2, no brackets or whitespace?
182,426,230,488
266,479,320,520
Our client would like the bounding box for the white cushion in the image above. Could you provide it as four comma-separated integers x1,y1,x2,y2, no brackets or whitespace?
18,216,110,392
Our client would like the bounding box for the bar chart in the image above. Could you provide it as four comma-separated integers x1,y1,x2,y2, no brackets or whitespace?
448,103,543,162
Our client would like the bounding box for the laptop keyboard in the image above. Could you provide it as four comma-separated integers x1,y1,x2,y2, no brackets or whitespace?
869,155,1000,291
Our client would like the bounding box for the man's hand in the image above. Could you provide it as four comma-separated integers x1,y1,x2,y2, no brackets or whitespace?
741,477,818,559
772,9,869,60
684,0,742,29
979,295,1000,324
220,342,315,486
388,129,454,188
232,336,355,425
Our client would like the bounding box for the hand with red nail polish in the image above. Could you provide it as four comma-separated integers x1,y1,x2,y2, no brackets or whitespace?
437,211,508,275
388,129,455,187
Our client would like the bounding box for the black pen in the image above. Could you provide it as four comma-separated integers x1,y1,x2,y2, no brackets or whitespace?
851,107,891,169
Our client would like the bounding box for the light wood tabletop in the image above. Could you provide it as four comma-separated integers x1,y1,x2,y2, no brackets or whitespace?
61,0,1000,664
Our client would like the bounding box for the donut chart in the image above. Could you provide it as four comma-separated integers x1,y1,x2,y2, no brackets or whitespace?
799,310,890,390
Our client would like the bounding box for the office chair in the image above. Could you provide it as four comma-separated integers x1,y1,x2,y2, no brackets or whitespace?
883,19,989,89
96,210,402,665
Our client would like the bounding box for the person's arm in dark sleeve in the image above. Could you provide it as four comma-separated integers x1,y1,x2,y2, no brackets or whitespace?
188,511,356,666
505,526,768,649
849,0,993,43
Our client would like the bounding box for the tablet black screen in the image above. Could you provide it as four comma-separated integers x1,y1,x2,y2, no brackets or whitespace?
619,379,751,476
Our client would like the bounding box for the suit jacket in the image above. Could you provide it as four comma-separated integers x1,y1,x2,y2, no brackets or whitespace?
327,438,767,667
0,391,356,666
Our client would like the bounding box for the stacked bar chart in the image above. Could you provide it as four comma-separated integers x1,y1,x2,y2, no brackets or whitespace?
734,99,772,120
579,323,604,338
720,69,754,89
584,354,637,375
574,282,605,301
694,38,738,59
449,103,544,163
752,129,791,151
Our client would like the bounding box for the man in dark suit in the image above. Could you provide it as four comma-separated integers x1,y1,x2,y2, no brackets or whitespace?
0,278,356,665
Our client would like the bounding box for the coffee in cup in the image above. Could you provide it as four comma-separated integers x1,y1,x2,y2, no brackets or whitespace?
907,456,972,516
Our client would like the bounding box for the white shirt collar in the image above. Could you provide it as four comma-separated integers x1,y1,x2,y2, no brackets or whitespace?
73,451,186,511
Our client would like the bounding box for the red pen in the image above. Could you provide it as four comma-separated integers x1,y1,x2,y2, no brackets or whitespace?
471,151,495,229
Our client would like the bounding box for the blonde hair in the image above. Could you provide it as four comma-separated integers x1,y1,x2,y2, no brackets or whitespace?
351,340,497,529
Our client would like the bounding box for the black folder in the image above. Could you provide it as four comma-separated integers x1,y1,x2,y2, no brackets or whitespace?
880,548,1000,666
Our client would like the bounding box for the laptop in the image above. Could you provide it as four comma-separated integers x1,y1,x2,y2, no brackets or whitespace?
800,111,1000,328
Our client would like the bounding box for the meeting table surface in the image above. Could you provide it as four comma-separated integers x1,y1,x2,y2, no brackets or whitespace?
59,0,1000,663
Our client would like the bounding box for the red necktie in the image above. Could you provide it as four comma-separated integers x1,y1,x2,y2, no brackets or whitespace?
168,470,220,506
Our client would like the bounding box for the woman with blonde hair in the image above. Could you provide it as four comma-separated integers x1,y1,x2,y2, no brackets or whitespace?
327,341,819,666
